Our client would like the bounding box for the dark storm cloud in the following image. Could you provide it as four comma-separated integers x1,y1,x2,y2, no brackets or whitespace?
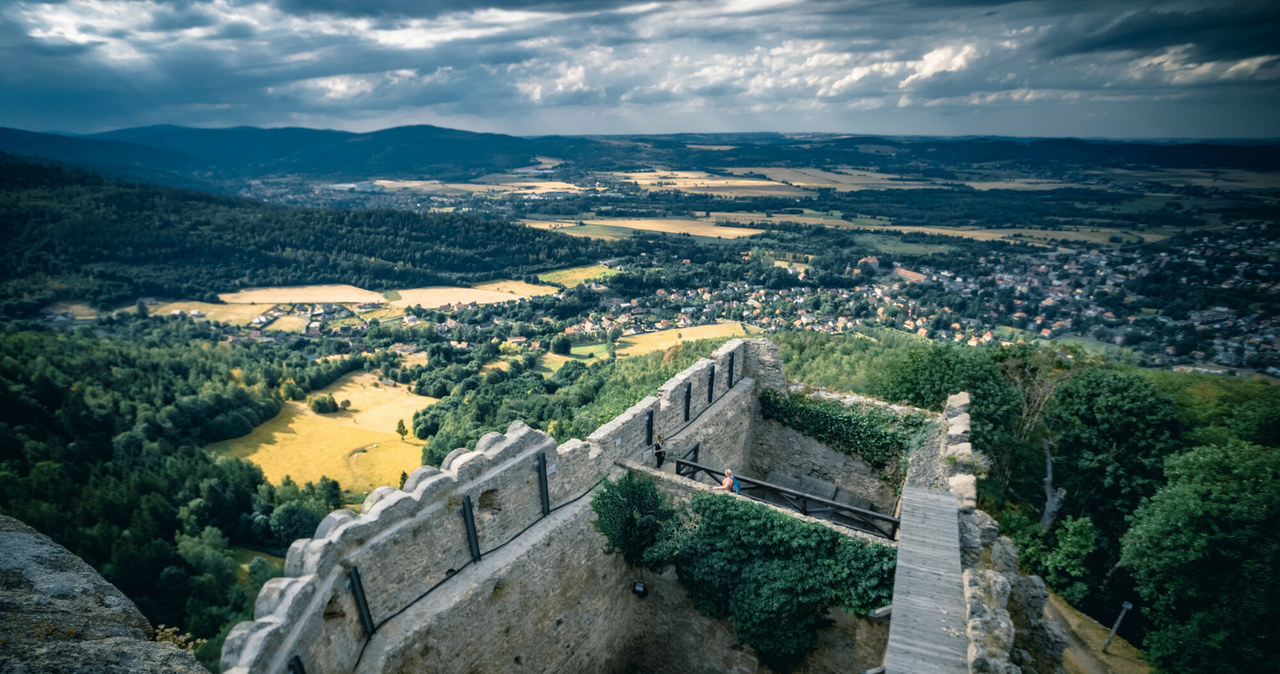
1,0,1278,136
1037,0,1280,62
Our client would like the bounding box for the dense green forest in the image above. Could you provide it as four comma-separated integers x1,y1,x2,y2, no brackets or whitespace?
0,315,404,668
772,330,1280,672
0,160,620,315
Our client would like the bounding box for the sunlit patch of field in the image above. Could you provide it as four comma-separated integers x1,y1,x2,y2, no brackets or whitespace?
389,286,524,309
773,260,810,271
218,284,385,305
523,221,633,240
45,301,100,319
207,372,436,492
269,315,310,333
528,217,764,239
535,352,577,376
607,170,808,197
472,279,559,296
152,301,268,324
537,264,623,286
686,144,736,151
480,359,511,373
707,211,892,227
726,166,937,191
832,221,1143,248
616,322,756,357
571,342,611,359
359,305,406,322
376,177,586,195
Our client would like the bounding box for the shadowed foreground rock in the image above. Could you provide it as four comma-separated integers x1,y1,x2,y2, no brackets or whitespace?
0,515,206,674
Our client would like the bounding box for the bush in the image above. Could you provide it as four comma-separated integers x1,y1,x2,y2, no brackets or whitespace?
645,494,896,671
590,471,676,568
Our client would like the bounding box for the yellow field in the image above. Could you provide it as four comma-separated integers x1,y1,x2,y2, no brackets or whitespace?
152,301,268,324
218,284,385,304
376,178,586,195
773,260,810,271
389,286,525,309
206,372,437,492
608,170,808,197
472,279,559,296
269,315,310,332
528,218,764,239
537,264,622,286
615,322,756,357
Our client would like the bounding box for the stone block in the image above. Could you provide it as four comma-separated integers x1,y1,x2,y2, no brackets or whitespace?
945,391,971,417
947,413,971,443
314,509,356,539
402,465,441,493
949,474,978,512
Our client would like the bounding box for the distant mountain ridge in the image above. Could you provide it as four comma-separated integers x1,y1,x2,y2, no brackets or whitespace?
1,123,1277,191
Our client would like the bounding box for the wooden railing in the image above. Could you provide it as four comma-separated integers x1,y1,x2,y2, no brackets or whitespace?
674,457,900,540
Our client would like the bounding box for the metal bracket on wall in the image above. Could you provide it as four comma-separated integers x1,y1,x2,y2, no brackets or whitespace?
534,452,551,517
349,566,376,638
459,495,481,563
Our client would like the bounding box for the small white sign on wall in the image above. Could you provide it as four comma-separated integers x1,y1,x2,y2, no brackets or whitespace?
546,464,556,475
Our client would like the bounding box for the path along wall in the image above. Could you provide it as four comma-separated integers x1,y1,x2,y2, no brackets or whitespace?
220,340,762,674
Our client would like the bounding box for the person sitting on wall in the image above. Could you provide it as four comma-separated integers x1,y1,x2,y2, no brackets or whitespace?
712,469,739,494
654,435,667,469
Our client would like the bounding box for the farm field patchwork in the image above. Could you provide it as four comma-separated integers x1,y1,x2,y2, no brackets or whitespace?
607,170,808,197
206,372,436,492
725,166,937,190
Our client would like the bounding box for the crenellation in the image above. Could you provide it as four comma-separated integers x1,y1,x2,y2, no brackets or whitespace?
221,339,1062,674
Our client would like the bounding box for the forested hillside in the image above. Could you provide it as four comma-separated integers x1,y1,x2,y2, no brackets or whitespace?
0,316,399,667
0,160,615,315
773,330,1280,673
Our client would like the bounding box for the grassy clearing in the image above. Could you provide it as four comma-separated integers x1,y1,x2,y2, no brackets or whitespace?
389,286,524,309
571,342,611,359
537,264,622,287
217,284,384,304
471,279,559,296
152,301,267,325
268,315,310,333
616,323,755,357
524,220,634,240
45,300,100,319
534,352,577,377
1047,592,1149,674
726,166,936,191
527,217,763,239
206,372,436,492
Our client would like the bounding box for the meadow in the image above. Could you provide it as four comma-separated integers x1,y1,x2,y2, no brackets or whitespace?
615,323,755,357
607,170,808,197
218,284,385,304
206,371,436,493
525,217,764,239
152,301,268,324
537,264,622,286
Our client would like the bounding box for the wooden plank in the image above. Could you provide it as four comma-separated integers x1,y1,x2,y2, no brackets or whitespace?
884,487,968,674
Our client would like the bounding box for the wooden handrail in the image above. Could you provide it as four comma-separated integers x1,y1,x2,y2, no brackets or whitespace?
674,458,900,539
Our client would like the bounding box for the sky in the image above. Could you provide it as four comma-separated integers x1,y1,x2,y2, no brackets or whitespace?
2,0,1278,138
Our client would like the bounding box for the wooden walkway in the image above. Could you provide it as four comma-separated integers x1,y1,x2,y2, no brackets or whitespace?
883,487,968,674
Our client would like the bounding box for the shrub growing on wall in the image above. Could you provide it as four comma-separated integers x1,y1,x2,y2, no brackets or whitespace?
758,388,926,470
590,471,677,568
645,493,896,671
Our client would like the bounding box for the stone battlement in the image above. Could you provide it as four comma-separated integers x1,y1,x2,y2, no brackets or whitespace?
221,339,762,674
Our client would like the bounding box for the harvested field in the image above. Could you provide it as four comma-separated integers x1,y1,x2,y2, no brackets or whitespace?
389,286,524,309
608,170,808,197
268,315,310,333
523,221,633,240
472,279,559,296
537,264,622,287
616,323,756,357
207,372,436,492
152,301,267,325
218,284,384,305
535,352,577,376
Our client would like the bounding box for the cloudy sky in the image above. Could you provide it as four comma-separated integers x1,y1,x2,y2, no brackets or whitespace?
2,0,1278,137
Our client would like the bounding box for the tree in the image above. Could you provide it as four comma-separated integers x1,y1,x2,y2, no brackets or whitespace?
590,471,675,568
396,419,408,442
550,335,572,355
1121,440,1280,673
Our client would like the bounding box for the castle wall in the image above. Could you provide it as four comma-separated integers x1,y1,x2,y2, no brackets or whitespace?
747,420,899,513
221,339,758,674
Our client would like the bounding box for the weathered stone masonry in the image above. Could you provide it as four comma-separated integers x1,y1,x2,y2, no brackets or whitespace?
220,338,1065,674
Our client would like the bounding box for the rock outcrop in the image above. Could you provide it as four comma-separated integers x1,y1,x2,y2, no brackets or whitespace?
0,515,206,674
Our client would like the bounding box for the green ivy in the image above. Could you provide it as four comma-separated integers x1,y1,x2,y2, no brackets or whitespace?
590,471,677,568
645,494,896,671
758,388,927,470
